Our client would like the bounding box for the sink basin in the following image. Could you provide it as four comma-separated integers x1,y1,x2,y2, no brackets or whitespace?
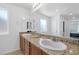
39,38,67,51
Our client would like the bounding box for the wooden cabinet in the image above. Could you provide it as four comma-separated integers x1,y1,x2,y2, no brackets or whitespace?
30,43,41,55
20,32,48,55
20,35,25,54
25,39,30,55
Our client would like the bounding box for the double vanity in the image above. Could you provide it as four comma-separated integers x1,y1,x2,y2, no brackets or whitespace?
19,32,79,55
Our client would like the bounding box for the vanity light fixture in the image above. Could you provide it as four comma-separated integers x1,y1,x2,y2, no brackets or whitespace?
33,3,40,9
32,3,43,13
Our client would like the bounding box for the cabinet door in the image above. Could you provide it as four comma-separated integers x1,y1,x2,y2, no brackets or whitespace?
30,43,41,55
20,35,25,54
25,40,29,55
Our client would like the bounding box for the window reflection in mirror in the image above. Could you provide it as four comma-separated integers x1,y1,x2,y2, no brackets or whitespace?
40,19,47,33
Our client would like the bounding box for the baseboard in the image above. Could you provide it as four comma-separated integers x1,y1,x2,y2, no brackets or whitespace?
0,48,20,55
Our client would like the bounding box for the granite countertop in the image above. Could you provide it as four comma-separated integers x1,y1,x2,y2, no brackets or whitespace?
22,32,79,55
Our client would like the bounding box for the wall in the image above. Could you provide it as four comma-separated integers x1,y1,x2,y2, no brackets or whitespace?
0,4,30,54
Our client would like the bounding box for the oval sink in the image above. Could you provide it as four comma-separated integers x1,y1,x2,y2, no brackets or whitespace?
39,38,67,51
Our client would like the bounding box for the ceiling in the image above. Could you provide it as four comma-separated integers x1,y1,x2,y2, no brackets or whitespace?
12,3,33,11
12,3,79,17
39,3,79,17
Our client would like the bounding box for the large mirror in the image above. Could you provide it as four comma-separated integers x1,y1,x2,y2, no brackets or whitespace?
31,3,79,40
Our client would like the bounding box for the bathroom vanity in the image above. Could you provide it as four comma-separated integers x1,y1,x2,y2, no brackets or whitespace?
19,32,79,55
20,32,48,55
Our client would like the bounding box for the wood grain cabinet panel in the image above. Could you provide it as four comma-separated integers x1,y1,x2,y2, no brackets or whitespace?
25,40,30,55
20,35,25,54
30,43,41,55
